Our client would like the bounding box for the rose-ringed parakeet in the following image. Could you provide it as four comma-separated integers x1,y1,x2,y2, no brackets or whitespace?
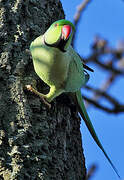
27,19,120,178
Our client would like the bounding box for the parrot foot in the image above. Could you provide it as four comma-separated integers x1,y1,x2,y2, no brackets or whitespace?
26,85,51,108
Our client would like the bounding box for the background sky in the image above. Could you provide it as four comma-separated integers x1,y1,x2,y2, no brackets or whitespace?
61,0,124,179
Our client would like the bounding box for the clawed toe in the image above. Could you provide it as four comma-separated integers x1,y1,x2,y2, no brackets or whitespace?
25,85,51,108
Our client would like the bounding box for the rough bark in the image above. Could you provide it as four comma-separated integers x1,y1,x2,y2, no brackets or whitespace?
0,0,86,179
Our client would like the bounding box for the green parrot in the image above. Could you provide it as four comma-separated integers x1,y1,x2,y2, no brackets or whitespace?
27,19,120,178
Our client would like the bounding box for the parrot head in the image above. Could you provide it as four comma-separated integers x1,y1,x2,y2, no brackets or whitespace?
44,19,75,52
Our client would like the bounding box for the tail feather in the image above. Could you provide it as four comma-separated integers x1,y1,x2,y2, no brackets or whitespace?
75,90,120,179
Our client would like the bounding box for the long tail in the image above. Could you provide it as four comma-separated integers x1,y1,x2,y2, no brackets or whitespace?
75,90,120,179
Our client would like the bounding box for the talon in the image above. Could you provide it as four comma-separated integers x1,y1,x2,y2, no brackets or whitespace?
42,98,51,109
26,85,33,91
25,85,51,108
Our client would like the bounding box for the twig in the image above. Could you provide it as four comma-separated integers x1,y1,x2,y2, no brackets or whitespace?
94,59,124,75
85,85,121,106
84,52,124,75
72,5,124,114
85,73,117,109
72,0,92,47
83,95,124,114
86,164,97,180
82,36,124,112
84,84,124,114
74,0,92,26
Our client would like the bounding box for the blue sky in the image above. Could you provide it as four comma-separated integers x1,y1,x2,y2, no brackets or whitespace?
61,0,124,179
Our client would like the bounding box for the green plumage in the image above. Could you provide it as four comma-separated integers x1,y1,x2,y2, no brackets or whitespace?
29,19,120,178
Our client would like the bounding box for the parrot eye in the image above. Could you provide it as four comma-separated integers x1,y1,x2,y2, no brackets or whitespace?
54,23,58,27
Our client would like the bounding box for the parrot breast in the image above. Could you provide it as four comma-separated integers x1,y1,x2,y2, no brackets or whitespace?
30,35,71,88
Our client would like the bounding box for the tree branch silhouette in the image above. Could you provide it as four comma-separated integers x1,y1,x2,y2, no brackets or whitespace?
72,0,92,47
73,6,124,113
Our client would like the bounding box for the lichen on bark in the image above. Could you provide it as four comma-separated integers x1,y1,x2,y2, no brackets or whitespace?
0,0,86,179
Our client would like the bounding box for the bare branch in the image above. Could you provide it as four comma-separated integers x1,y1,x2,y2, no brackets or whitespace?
83,95,124,114
72,0,92,47
93,59,124,75
73,3,124,114
84,85,124,114
85,73,117,109
84,52,124,75
92,74,116,100
81,36,124,113
85,85,121,106
86,164,97,180
74,0,92,26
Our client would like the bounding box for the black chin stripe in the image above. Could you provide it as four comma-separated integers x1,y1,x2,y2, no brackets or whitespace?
43,35,66,53
57,39,67,52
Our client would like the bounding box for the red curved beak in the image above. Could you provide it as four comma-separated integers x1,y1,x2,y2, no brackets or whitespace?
62,25,72,40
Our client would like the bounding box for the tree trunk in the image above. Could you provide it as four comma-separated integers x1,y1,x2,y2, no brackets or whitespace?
0,0,86,179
